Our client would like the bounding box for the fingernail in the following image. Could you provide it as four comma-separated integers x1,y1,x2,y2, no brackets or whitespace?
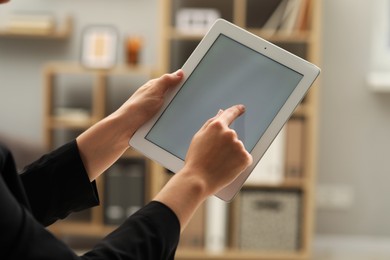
217,109,224,115
238,104,246,112
175,69,183,77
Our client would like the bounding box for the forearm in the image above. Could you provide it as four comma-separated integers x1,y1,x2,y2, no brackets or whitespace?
153,167,208,231
76,108,137,181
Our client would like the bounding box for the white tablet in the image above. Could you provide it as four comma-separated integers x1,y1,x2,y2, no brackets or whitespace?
129,19,320,202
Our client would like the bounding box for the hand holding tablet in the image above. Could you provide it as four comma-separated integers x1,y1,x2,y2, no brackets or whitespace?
130,19,320,201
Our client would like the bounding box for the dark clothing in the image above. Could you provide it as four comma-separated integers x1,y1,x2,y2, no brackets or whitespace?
0,140,180,260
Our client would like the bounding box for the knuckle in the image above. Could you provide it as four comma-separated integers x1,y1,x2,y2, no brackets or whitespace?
159,73,171,83
221,129,235,141
209,120,224,131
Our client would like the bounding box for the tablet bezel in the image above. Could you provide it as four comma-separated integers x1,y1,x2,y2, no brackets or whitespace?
129,19,320,202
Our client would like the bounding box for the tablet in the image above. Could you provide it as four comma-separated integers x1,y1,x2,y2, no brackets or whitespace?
129,19,320,202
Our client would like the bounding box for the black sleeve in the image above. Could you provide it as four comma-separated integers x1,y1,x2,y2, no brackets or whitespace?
1,177,180,260
82,201,181,260
1,142,181,260
20,140,100,226
0,163,80,260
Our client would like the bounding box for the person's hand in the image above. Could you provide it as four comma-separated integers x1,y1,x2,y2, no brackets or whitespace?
183,104,253,196
154,104,253,229
116,70,184,135
76,70,183,181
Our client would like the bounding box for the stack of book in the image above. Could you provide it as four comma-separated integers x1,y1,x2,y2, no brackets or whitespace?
246,117,305,185
104,159,146,226
247,0,310,35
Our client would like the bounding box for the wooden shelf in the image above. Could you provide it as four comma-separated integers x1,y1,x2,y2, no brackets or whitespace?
247,29,311,43
48,222,116,238
48,116,95,130
176,249,307,260
243,178,305,190
44,62,156,76
0,16,73,39
169,27,311,43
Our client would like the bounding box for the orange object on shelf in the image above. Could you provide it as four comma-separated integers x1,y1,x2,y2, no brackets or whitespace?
125,36,143,65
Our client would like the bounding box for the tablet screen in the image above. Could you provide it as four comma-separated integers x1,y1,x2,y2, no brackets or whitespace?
146,34,303,160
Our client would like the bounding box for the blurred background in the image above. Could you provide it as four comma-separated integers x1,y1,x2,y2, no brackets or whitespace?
1,0,390,259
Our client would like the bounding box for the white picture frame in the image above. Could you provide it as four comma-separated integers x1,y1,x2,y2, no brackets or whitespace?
81,25,118,69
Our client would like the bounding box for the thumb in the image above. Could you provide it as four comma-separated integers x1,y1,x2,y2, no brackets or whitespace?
158,69,184,94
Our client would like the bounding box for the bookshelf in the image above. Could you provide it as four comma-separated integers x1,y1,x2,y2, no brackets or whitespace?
43,62,169,239
159,0,321,259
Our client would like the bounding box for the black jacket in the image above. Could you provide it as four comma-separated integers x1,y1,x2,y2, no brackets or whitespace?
0,140,180,260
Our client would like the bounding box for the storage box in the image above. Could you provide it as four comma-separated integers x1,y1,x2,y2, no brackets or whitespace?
238,189,301,251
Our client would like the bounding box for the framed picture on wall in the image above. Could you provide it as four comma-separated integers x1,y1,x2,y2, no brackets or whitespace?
81,25,118,69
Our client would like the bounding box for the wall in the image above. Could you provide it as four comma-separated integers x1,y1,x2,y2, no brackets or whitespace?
317,0,390,237
0,0,158,144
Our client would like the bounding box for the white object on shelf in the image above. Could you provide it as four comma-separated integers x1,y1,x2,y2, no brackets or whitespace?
55,107,91,121
205,196,227,253
367,72,390,92
176,8,220,35
246,126,286,185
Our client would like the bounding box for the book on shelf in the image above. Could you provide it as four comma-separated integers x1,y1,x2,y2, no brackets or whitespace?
179,203,205,249
294,0,311,31
246,126,286,185
279,0,303,34
262,0,310,35
204,196,228,253
285,117,305,179
262,0,289,35
104,159,145,225
246,0,284,28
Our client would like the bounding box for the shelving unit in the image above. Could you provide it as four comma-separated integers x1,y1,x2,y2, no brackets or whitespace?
41,0,321,257
43,62,170,239
159,0,321,259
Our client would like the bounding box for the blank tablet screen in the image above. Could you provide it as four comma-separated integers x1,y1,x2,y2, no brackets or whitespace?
146,34,303,160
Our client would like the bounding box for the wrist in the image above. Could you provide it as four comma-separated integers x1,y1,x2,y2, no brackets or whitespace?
154,167,208,230
107,104,140,147
179,167,209,199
